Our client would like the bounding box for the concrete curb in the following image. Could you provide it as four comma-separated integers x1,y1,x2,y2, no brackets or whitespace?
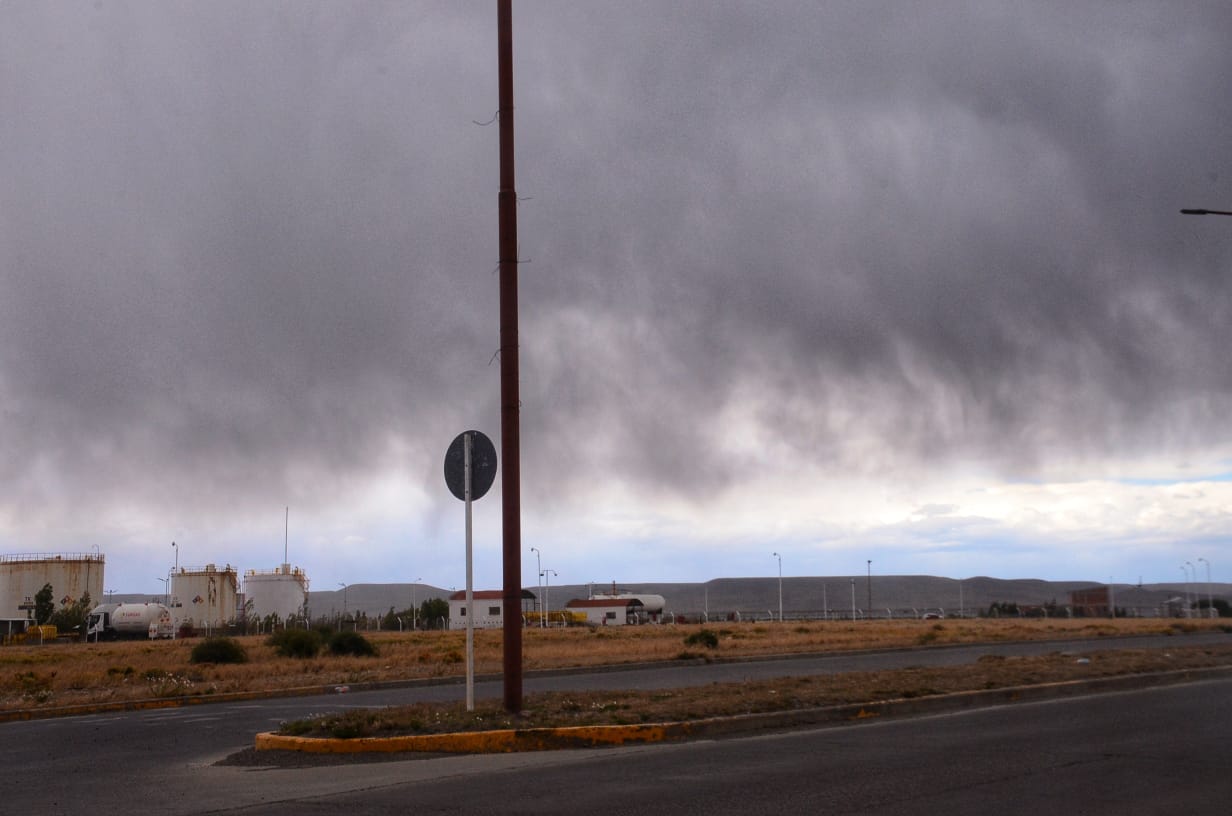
254,663,1232,755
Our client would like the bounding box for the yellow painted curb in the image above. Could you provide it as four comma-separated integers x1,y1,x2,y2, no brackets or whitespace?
256,722,686,754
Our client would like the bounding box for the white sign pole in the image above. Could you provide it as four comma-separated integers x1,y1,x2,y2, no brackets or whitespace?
465,432,475,711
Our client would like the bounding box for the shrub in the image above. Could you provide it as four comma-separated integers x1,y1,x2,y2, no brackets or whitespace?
268,628,323,659
683,629,719,649
189,636,248,664
328,630,378,657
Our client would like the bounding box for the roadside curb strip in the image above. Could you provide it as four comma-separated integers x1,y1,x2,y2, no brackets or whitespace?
254,663,1232,755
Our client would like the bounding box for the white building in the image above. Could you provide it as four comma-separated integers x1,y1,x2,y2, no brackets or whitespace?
449,590,506,630
588,589,665,623
448,589,538,630
566,597,644,626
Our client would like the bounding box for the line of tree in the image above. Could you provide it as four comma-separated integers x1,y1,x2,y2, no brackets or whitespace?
378,598,449,631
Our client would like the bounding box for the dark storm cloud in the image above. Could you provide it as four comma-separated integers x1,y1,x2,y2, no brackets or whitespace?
2,1,1231,532
514,1,1232,491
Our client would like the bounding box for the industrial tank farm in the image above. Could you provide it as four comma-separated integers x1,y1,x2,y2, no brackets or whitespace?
0,553,105,618
169,564,239,633
242,564,309,622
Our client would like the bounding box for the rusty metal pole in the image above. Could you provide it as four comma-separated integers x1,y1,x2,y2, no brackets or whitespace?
497,0,523,713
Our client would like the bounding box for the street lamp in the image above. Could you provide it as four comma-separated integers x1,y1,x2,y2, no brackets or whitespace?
171,540,178,573
1181,564,1193,618
1181,208,1232,216
542,569,557,627
867,560,873,617
530,546,543,627
772,552,782,622
1186,561,1198,618
155,577,169,605
338,582,348,630
411,577,421,631
1197,557,1214,618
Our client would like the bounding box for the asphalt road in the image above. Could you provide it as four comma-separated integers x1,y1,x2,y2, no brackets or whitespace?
3,632,1228,814
227,676,1232,815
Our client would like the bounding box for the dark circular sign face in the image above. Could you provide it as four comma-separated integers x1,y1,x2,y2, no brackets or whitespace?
444,430,498,501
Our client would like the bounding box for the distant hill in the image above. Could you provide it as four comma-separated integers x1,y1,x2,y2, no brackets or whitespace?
104,576,1227,622
302,576,1229,621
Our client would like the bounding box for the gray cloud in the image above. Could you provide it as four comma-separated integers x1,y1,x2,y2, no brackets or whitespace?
2,2,1231,562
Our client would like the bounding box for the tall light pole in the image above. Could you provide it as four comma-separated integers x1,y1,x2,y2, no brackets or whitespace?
850,578,856,620
411,577,421,631
866,560,873,617
171,540,178,573
1197,557,1213,618
1182,562,1192,621
772,552,782,622
531,546,543,627
1181,565,1192,618
338,582,348,630
1181,208,1232,216
542,569,556,627
156,577,169,605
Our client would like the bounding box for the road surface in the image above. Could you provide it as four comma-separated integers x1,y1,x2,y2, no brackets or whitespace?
2,632,1227,813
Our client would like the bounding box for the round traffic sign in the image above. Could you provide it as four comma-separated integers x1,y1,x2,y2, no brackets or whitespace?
444,430,498,501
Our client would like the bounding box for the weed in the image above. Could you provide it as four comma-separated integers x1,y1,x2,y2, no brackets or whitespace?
683,629,719,649
268,629,323,659
190,637,248,665
280,719,314,736
328,631,377,657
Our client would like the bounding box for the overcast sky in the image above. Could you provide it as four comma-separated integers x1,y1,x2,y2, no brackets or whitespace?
3,1,1231,596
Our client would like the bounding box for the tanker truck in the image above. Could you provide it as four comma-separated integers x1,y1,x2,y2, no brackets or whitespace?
87,603,176,640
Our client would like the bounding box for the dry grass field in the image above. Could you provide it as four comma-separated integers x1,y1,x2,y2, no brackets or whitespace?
1,617,1227,714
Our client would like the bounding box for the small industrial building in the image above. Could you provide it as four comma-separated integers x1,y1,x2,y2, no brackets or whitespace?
587,588,666,623
448,589,537,630
1070,587,1111,617
566,597,644,626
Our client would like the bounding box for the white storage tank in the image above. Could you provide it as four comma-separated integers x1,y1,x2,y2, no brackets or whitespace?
243,564,309,622
0,553,105,619
169,564,239,633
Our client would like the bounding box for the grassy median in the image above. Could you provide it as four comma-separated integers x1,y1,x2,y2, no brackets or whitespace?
278,642,1232,738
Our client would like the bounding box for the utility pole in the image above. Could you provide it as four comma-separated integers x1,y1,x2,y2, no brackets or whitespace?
497,0,523,713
